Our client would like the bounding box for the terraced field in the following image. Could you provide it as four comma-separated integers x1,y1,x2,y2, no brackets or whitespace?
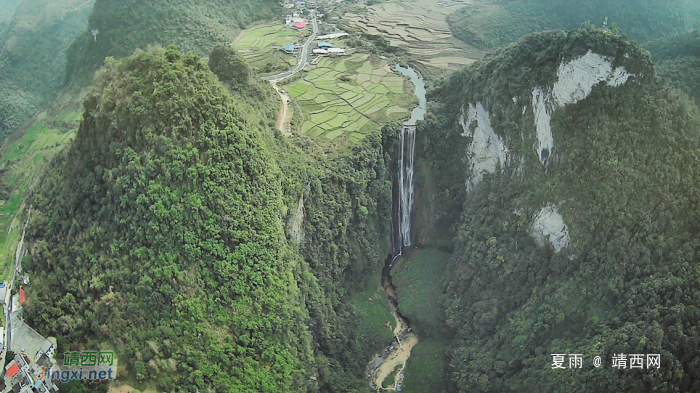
232,23,307,74
283,54,415,142
0,121,75,279
344,0,482,76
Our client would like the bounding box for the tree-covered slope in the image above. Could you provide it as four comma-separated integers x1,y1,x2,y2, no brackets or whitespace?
422,28,700,392
26,47,317,392
65,0,280,85
448,0,692,50
0,0,92,136
24,45,397,392
645,30,700,102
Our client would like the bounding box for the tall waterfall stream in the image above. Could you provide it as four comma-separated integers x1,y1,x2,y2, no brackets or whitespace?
368,64,426,391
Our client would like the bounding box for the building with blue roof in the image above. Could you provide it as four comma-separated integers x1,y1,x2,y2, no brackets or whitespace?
317,41,335,49
283,44,296,53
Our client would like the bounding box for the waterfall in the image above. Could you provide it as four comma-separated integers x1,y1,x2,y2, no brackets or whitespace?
390,64,424,265
398,126,416,249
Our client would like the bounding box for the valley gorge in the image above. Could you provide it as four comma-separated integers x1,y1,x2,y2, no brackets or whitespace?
0,0,699,392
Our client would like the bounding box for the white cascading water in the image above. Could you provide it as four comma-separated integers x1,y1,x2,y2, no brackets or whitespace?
390,64,424,265
398,125,416,249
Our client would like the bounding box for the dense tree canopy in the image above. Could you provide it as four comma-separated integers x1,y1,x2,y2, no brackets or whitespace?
423,29,700,392
645,31,700,103
24,46,397,392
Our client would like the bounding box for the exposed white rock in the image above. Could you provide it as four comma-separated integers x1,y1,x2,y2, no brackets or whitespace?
288,195,305,244
552,50,633,107
459,103,508,192
531,205,570,253
531,87,554,165
531,51,634,167
607,66,633,87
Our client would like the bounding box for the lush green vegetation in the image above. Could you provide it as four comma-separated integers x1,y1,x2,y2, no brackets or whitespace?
645,31,700,102
351,263,396,358
232,22,304,75
65,0,280,86
0,121,73,280
392,249,451,392
421,28,700,392
393,249,451,339
448,0,693,50
27,47,315,392
0,0,92,137
23,46,400,392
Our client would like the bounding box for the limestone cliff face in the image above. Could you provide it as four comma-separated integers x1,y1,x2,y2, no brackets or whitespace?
456,39,642,253
458,102,508,192
530,205,570,252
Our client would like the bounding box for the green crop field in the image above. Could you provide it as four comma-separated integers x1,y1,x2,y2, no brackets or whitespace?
233,22,307,74
283,55,416,142
0,122,74,279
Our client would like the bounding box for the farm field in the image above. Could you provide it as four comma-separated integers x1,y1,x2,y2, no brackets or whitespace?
283,54,416,143
0,120,75,279
232,22,307,74
344,0,482,77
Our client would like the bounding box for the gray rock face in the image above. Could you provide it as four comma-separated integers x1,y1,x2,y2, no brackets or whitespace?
531,50,635,168
459,102,508,192
531,206,570,253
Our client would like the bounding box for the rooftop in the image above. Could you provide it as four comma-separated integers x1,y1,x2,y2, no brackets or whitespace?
6,363,19,378
10,313,52,363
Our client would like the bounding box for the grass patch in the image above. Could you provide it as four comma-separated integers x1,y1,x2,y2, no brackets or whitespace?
400,337,449,392
352,263,396,357
391,248,452,391
233,22,307,74
392,248,451,338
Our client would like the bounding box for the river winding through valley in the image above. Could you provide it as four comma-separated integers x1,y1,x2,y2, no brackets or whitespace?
368,64,426,392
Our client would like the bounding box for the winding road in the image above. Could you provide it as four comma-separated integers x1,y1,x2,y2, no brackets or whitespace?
262,10,319,83
263,10,318,135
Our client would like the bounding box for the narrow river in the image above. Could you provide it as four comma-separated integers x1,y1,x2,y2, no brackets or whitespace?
367,64,426,392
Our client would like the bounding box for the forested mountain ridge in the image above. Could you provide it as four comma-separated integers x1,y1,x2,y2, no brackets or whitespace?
645,30,700,103
65,0,280,86
421,28,700,391
448,0,693,50
0,0,93,136
23,45,397,392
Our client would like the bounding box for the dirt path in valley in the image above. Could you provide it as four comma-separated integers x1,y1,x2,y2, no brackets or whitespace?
271,82,292,135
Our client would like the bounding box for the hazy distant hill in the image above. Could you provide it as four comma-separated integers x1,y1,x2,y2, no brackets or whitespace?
65,0,280,85
646,30,700,102
448,0,693,50
0,0,20,22
0,0,92,136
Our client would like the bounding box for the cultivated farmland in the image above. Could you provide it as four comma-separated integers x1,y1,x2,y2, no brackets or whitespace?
283,54,416,143
233,23,307,74
344,0,482,77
